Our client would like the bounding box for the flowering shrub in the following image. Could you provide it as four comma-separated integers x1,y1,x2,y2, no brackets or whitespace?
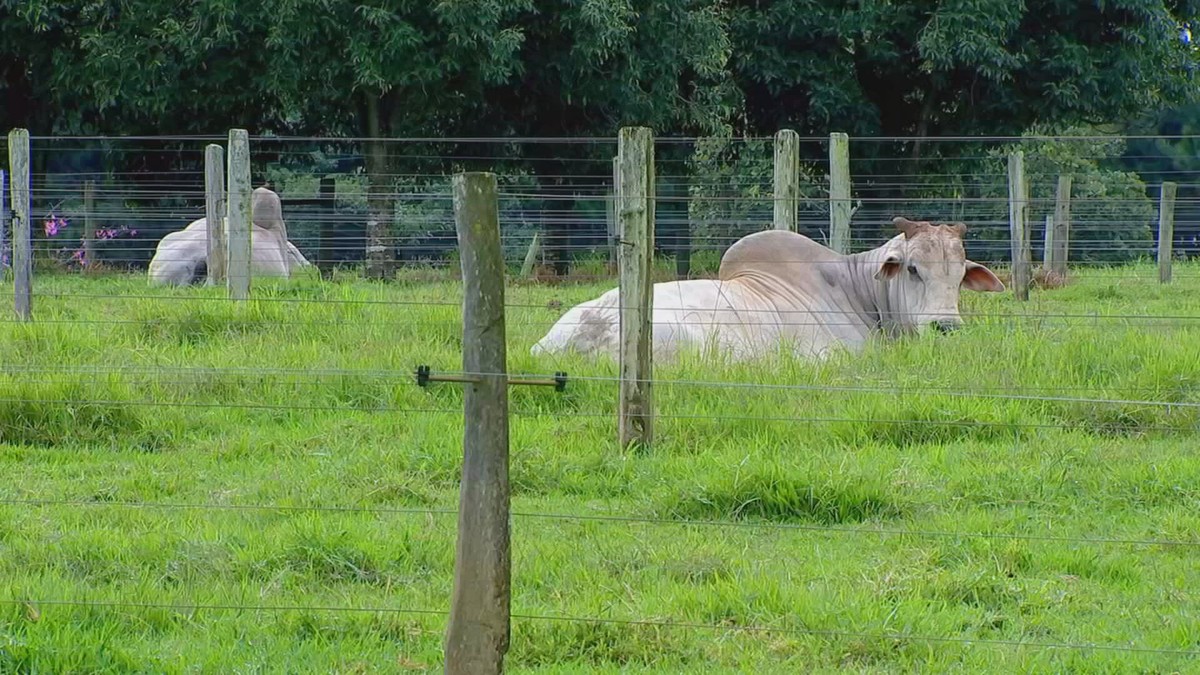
44,215,66,237
41,211,138,268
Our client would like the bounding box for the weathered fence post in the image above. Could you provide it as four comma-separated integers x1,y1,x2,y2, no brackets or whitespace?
608,156,619,267
9,129,31,321
0,170,6,278
444,171,510,675
829,132,852,253
1158,181,1178,284
1046,174,1071,277
617,126,654,449
1007,151,1031,301
317,176,335,278
225,129,251,300
520,232,541,278
1042,214,1053,269
205,144,227,285
773,129,799,231
82,180,96,268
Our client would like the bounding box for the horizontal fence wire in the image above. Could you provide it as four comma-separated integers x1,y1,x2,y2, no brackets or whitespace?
9,132,1200,277
0,399,1192,434
2,365,1199,411
1,598,1195,657
0,498,1195,549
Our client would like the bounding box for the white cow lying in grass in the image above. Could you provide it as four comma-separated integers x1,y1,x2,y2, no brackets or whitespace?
148,186,311,286
531,217,1005,361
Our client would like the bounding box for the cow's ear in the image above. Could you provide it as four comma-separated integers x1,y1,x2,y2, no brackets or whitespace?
962,260,1005,292
874,254,903,281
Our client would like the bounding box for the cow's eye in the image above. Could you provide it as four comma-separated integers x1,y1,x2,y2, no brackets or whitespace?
907,264,919,277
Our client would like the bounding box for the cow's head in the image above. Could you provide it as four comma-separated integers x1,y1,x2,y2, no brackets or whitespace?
873,216,1004,335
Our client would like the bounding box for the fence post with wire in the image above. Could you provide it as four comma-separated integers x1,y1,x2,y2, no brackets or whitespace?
444,170,511,675
226,128,252,300
617,126,655,450
1158,181,1177,284
773,129,799,232
205,143,227,285
1045,174,1072,278
0,168,7,279
1007,150,1031,301
8,128,31,321
828,131,852,253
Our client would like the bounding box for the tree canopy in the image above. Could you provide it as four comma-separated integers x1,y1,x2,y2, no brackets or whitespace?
5,0,1196,140
4,0,1199,271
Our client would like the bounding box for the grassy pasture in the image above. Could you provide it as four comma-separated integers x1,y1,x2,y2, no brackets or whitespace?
1,262,1199,673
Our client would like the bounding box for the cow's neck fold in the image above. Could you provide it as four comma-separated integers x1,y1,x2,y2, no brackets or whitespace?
844,244,895,335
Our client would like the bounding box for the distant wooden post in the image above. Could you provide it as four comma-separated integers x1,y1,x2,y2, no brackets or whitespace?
617,127,654,449
1042,214,1054,268
225,129,251,300
773,129,799,231
1158,181,1178,284
0,170,6,277
1007,151,1031,301
317,176,335,277
205,144,227,284
82,180,96,268
444,172,510,675
9,129,31,321
829,132,852,253
608,156,619,266
1047,175,1071,277
519,232,541,278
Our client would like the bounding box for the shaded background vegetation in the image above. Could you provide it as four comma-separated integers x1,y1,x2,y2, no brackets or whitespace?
2,0,1199,271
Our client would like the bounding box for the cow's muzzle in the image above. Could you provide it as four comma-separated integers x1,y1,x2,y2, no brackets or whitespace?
931,319,962,334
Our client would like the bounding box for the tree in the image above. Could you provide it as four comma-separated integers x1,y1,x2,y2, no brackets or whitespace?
729,0,1199,159
254,0,534,278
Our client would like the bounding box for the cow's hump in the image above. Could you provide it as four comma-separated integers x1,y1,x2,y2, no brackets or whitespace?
717,230,839,282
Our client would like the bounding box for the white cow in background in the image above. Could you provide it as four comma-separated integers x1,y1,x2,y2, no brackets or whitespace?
148,186,310,286
531,217,1005,362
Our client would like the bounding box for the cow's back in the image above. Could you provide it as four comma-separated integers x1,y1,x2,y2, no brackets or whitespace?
716,229,876,351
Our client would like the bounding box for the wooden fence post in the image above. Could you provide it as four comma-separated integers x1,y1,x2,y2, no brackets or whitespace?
9,129,31,321
0,169,6,277
1047,174,1071,277
829,132,852,253
1007,151,1031,301
773,129,799,231
82,180,96,268
617,127,655,449
609,156,619,267
225,129,251,300
1158,181,1177,284
1042,214,1053,269
520,232,541,278
317,176,335,278
444,171,510,675
205,144,227,285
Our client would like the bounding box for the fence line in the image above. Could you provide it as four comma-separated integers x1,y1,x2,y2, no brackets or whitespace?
1,598,1194,658
6,126,1200,665
1,497,1196,548
11,127,1199,285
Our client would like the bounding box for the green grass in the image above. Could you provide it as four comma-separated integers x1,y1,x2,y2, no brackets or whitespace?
2,262,1200,673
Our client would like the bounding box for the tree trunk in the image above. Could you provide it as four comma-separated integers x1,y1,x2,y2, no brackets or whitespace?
363,94,395,280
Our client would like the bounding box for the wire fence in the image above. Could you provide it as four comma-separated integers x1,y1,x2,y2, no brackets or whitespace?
3,131,1200,667
3,132,1200,276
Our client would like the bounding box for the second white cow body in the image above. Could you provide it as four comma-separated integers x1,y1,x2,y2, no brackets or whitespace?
531,218,1005,361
